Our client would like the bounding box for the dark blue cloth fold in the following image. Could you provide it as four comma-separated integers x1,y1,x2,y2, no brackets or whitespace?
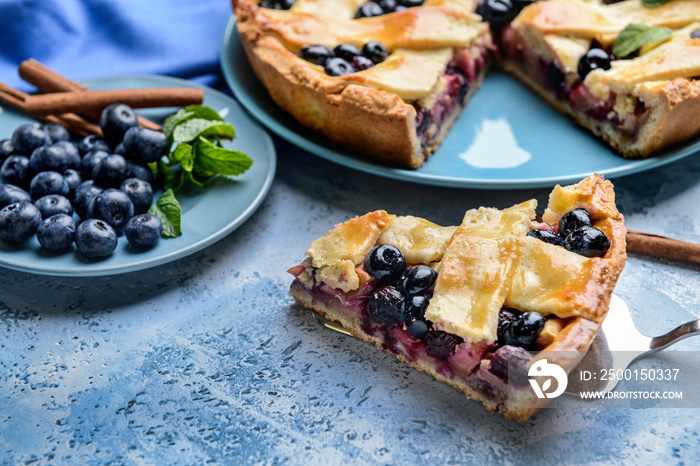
0,0,233,92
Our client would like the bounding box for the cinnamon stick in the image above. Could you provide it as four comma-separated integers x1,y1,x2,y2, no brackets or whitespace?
19,59,162,131
0,82,102,137
626,230,700,264
24,88,203,118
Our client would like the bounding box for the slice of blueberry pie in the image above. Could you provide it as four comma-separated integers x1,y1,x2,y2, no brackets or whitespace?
288,174,626,420
496,0,700,157
233,0,492,168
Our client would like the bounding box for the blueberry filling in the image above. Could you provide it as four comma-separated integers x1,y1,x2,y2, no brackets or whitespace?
577,48,612,79
476,0,536,28
692,28,700,39
354,0,425,19
259,0,296,10
528,208,610,258
299,41,389,76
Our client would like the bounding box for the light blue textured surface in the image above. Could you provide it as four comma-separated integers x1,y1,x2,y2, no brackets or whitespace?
2,136,700,464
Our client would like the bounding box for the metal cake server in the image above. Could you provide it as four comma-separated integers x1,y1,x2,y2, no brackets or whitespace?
565,294,700,394
313,294,700,395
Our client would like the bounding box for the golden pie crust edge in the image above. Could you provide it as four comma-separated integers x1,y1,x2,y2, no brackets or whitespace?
288,175,627,421
233,0,490,168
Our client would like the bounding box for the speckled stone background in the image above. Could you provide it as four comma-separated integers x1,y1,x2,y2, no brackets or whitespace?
2,138,700,464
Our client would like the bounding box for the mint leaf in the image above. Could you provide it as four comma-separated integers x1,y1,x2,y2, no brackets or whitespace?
163,109,194,141
613,23,672,58
172,118,236,143
193,136,253,177
181,105,224,122
147,189,182,238
641,0,674,7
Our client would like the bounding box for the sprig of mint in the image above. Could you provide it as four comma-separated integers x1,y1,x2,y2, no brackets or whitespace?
147,105,254,239
640,0,674,8
159,105,253,191
612,23,673,58
147,189,182,238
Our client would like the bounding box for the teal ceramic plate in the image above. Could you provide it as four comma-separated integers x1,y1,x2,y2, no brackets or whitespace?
0,75,276,276
220,15,699,189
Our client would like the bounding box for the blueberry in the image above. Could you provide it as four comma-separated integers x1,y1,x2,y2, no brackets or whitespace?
558,208,592,238
62,169,82,197
121,127,168,164
1,155,32,188
92,154,128,188
0,201,41,243
406,319,429,340
425,330,463,359
125,161,154,183
73,181,103,219
0,139,14,161
377,0,398,12
497,308,522,346
11,124,50,155
564,225,610,258
401,294,430,322
54,141,81,169
87,188,134,235
364,244,407,282
75,219,118,258
527,228,564,247
77,135,110,156
0,184,30,209
125,214,162,249
398,0,424,6
36,214,76,251
324,57,356,77
299,45,334,66
120,177,153,214
350,55,374,71
259,0,295,9
476,0,518,27
504,312,545,349
399,265,437,295
578,48,612,79
692,28,700,39
362,41,389,64
80,149,109,179
489,345,531,384
41,123,70,143
355,2,384,18
30,171,69,200
366,285,405,325
99,103,139,148
29,144,70,173
113,142,126,155
34,194,73,219
333,44,363,62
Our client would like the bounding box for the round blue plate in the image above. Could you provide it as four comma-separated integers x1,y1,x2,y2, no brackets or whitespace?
220,15,699,189
0,75,276,276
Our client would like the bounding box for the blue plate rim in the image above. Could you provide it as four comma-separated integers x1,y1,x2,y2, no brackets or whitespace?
0,74,277,277
220,14,700,189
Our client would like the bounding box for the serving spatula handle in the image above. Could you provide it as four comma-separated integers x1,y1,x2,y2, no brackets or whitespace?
649,319,700,351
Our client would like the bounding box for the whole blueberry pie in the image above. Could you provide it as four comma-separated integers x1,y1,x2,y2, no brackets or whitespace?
234,0,700,167
288,174,627,420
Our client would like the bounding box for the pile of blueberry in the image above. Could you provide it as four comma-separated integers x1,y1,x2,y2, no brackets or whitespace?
0,103,167,258
299,41,389,77
528,208,611,258
363,244,440,341
355,0,425,18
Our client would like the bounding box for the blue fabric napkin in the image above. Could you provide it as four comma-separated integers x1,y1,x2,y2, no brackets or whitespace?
0,0,233,92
